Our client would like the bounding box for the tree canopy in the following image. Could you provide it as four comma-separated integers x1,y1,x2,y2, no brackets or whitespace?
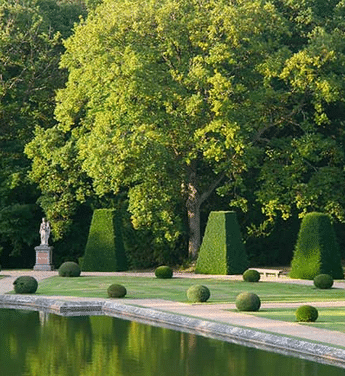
0,0,86,266
26,0,345,261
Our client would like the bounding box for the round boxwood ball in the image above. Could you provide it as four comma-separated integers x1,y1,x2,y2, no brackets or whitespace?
243,269,261,282
187,285,210,303
13,276,38,294
155,265,173,279
295,305,318,322
236,292,261,312
314,274,334,289
107,284,127,298
58,261,81,277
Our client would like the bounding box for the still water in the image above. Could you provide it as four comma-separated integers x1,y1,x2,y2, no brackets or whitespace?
0,309,343,376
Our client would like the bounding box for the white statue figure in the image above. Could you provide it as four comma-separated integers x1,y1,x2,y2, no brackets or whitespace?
39,218,51,245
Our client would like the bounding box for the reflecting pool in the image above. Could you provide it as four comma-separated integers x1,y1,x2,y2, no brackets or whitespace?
0,309,344,376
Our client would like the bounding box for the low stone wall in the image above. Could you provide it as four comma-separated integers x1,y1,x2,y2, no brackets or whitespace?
1,294,345,369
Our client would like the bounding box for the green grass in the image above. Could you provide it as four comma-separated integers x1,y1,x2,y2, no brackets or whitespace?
246,308,345,333
33,276,345,303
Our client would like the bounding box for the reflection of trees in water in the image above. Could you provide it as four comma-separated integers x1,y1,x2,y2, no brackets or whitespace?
0,309,343,376
0,309,40,376
25,314,93,376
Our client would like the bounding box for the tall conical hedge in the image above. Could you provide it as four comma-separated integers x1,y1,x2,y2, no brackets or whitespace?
82,209,128,271
195,211,248,275
290,212,343,280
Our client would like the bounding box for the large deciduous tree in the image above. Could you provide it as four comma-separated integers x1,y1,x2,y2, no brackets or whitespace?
26,0,345,260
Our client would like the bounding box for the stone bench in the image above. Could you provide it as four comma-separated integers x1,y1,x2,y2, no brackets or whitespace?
248,268,283,278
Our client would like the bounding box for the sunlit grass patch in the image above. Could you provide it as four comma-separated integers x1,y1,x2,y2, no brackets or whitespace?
31,275,345,304
245,308,345,333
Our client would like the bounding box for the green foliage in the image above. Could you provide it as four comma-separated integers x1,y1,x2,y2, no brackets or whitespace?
155,266,173,279
186,285,210,303
58,261,81,277
0,0,86,266
84,0,102,10
235,292,261,312
195,211,248,275
51,204,93,268
13,276,38,294
290,212,343,279
295,305,318,322
22,0,292,258
245,214,301,266
107,284,127,298
82,209,128,272
25,0,345,266
314,274,334,289
117,194,181,268
243,269,261,283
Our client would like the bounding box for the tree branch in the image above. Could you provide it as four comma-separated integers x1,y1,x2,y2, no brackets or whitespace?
199,172,226,206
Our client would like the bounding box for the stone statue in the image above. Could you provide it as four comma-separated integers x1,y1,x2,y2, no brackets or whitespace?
34,218,54,271
39,218,50,246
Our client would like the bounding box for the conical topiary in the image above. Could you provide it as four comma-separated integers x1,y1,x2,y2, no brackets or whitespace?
82,209,128,271
195,211,248,275
290,212,343,280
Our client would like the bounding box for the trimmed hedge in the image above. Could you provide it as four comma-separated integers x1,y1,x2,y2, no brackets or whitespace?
295,305,318,322
235,292,261,311
107,284,127,298
290,212,343,280
59,261,81,277
187,285,210,303
13,276,38,294
82,209,128,272
314,274,334,289
243,269,260,282
155,266,173,279
195,211,249,275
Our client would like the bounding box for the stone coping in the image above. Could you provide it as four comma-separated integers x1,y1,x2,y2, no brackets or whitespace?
0,294,345,369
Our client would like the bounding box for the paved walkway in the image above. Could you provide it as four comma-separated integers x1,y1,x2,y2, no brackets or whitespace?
1,270,345,350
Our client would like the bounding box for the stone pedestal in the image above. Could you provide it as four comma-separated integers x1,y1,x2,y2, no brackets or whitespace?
34,245,54,271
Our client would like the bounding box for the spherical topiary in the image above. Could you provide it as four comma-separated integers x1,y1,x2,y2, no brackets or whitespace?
187,285,210,303
243,269,261,282
107,284,127,298
58,261,81,277
13,276,38,294
313,274,334,289
236,292,261,311
295,305,318,322
155,265,173,279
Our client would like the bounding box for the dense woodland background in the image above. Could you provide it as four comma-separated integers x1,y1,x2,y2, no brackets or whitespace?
1,0,345,269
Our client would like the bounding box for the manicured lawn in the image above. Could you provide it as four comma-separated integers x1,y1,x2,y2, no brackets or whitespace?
246,308,345,333
35,275,345,303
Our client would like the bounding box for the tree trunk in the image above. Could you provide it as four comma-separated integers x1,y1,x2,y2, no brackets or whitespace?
187,196,201,259
186,170,225,259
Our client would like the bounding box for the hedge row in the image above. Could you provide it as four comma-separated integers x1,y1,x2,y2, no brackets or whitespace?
195,211,248,275
82,209,128,272
290,212,343,280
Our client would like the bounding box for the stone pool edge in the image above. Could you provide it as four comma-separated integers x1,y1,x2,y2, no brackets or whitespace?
1,294,345,369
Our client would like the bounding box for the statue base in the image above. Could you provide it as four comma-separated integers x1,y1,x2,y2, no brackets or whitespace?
34,245,54,271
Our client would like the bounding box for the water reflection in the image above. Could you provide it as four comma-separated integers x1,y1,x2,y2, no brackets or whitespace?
0,309,343,376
